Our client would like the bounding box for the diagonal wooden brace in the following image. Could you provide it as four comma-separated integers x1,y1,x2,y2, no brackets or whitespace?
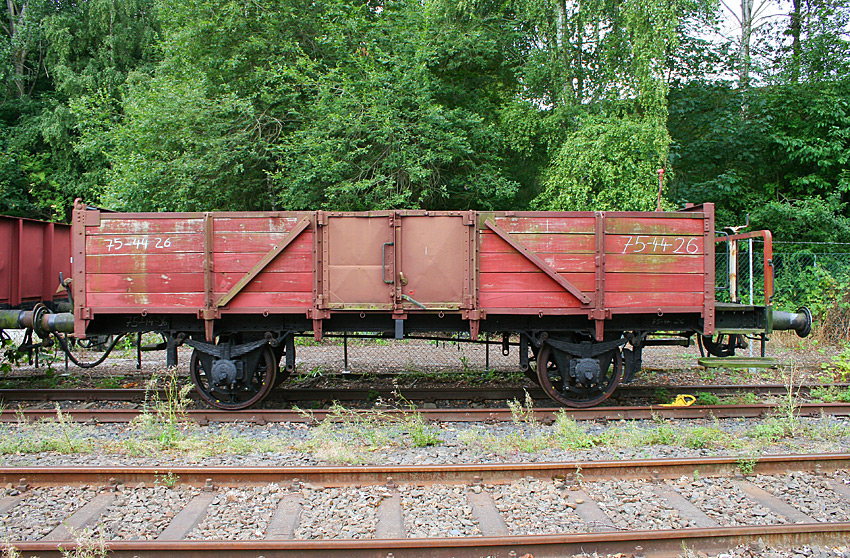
215,217,311,309
483,219,591,305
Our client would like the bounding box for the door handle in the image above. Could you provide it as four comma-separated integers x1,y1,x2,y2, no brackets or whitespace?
382,242,394,284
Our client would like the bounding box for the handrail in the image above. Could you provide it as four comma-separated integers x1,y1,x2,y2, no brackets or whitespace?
715,230,774,306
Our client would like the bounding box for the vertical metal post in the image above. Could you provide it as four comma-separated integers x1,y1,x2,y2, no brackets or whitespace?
64,334,69,373
343,331,349,373
729,239,738,302
136,332,142,370
485,333,490,371
748,238,754,366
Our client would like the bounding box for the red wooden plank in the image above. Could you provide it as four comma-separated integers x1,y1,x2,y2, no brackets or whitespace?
480,252,595,274
215,272,313,293
86,234,204,255
606,254,703,274
604,234,704,255
212,232,314,253
480,231,595,253
479,291,584,309
86,273,204,293
88,292,206,307
212,291,313,308
479,272,595,292
606,292,703,308
85,253,206,274
490,216,595,234
212,217,302,233
604,217,704,235
214,252,314,274
89,218,204,235
604,273,704,292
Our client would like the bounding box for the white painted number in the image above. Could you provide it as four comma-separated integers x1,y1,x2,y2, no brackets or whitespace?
622,236,699,254
104,237,171,251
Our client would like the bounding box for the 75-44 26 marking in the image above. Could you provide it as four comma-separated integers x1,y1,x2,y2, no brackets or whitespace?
622,236,699,254
104,237,172,252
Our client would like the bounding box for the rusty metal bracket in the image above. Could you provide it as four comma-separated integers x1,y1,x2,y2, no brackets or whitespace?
483,219,591,305
215,217,311,309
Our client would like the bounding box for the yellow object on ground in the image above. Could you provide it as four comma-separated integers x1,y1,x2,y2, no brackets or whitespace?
659,394,696,407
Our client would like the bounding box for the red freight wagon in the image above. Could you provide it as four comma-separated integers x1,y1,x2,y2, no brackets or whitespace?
0,215,71,310
49,200,812,409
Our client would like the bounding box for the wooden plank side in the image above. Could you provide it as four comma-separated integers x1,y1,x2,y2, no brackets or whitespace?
491,216,596,234
88,218,204,235
212,232,313,254
480,272,595,292
479,291,584,308
214,252,314,274
480,231,595,254
214,271,313,293
606,291,703,307
604,273,704,292
86,234,204,255
213,217,300,233
86,273,204,293
86,253,206,274
88,292,206,308
480,252,595,274
606,254,703,274
604,234,704,256
212,291,313,308
604,216,704,236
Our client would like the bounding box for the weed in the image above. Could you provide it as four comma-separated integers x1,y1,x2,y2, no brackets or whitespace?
1,544,20,558
736,454,759,476
406,412,441,448
728,392,759,405
132,368,192,449
821,344,850,381
695,392,720,406
55,404,84,453
553,412,595,449
811,385,850,402
58,528,108,558
154,471,179,488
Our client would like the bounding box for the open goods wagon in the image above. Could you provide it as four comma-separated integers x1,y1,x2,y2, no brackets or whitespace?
36,199,806,410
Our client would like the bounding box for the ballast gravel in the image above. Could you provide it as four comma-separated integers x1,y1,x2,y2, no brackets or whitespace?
669,476,786,526
294,485,385,539
186,484,284,540
94,484,199,540
0,486,95,541
399,484,481,537
751,471,850,523
583,478,688,530
490,477,584,535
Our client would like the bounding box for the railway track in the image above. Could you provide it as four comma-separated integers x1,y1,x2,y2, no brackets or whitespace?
3,401,850,423
0,382,843,405
2,454,849,557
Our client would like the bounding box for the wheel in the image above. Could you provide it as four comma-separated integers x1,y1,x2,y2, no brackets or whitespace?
701,333,744,357
190,344,278,410
536,343,623,407
272,343,291,388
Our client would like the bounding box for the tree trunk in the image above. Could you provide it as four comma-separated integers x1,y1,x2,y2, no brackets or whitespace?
739,0,753,89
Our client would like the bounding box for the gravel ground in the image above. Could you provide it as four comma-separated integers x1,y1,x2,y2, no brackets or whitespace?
490,477,585,535
583,478,689,530
294,485,385,539
94,484,199,540
399,484,481,537
186,484,284,540
0,486,95,541
750,471,850,523
668,476,786,526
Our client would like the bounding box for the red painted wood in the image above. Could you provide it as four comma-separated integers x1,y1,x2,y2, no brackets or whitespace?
479,272,594,292
214,252,314,274
89,218,204,235
85,234,204,255
480,231,595,253
88,292,206,308
480,252,595,274
213,217,302,233
604,217,704,235
212,232,313,253
215,272,313,293
604,273,704,293
604,234,704,256
213,291,313,308
85,253,205,274
479,291,584,308
606,254,703,274
86,273,203,293
491,216,595,234
606,291,703,308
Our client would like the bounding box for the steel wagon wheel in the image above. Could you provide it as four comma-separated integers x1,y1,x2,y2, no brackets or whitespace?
190,344,278,410
536,343,623,408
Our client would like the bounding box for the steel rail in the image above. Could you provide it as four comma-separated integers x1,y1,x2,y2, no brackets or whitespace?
0,383,841,403
3,402,850,423
9,524,850,558
2,453,849,487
